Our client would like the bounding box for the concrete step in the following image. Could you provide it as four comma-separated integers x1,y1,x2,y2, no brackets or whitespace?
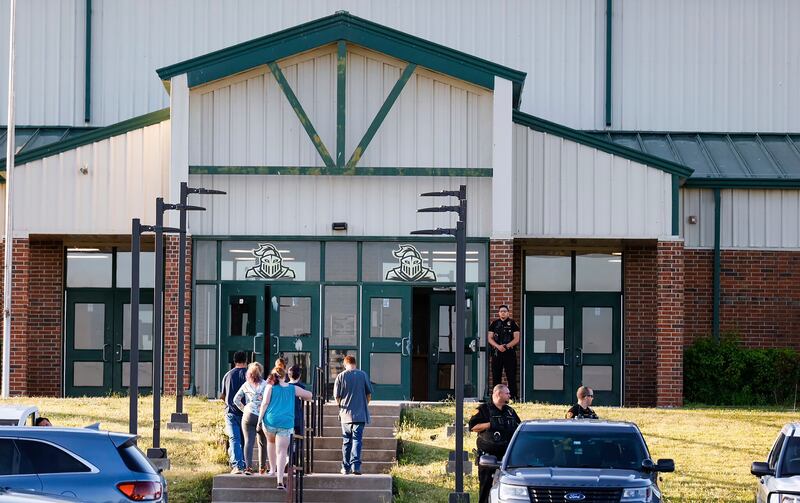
314,436,397,450
212,488,392,503
323,426,396,438
323,415,398,428
313,448,396,462
323,404,401,417
312,460,395,474
213,473,391,490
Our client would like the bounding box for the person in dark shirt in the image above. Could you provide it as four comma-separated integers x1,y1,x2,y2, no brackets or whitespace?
469,384,521,503
288,364,306,466
221,351,249,474
566,386,599,419
487,305,520,399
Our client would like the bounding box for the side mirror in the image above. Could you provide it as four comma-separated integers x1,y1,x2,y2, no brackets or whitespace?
479,454,500,469
751,462,775,477
655,459,675,473
641,459,655,472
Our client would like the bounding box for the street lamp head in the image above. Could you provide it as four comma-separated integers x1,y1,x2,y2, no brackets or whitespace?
188,187,226,195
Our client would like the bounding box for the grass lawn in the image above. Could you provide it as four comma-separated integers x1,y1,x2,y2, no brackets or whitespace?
0,396,794,502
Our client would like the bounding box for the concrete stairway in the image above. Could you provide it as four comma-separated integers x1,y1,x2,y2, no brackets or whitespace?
211,402,400,502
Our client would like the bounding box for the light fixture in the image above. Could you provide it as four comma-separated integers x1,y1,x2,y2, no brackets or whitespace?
687,215,698,225
332,222,348,231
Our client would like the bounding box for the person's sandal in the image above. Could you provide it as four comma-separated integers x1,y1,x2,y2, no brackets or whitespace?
276,481,285,490
243,468,253,475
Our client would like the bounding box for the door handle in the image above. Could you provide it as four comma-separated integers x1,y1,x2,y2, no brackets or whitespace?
400,337,410,357
115,344,123,363
270,334,279,354
253,332,263,356
563,347,569,367
102,344,110,362
576,348,583,366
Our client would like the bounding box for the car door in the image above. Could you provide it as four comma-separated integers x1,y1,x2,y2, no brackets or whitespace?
14,439,95,499
0,438,43,491
758,433,786,503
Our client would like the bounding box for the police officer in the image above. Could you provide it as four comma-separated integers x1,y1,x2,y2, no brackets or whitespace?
565,386,599,419
488,305,520,399
469,384,521,503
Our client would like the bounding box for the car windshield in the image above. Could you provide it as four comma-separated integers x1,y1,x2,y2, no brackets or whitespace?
506,429,647,470
781,437,800,476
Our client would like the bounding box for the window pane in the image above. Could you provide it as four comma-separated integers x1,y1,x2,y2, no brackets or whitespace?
328,349,357,382
278,297,311,337
123,304,154,350
116,252,155,288
324,286,357,346
582,307,613,354
362,242,486,283
194,240,217,280
370,353,401,384
582,366,613,391
221,241,320,281
437,364,454,390
194,285,217,345
533,365,563,390
0,439,16,475
533,307,564,353
282,352,311,383
370,298,402,338
66,252,112,287
525,255,571,291
122,362,153,387
438,305,456,352
15,440,91,474
73,303,105,350
194,348,216,398
73,362,104,387
228,295,256,336
576,253,621,292
325,242,357,281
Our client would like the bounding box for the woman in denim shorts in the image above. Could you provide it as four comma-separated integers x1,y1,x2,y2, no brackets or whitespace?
257,366,313,489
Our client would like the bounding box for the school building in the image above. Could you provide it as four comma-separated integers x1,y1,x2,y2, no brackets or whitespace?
1,1,799,407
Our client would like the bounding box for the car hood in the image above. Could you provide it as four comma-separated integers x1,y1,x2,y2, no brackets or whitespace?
770,475,800,492
500,467,652,488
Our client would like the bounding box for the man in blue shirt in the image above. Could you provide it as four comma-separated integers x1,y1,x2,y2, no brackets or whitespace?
333,355,373,475
220,351,248,474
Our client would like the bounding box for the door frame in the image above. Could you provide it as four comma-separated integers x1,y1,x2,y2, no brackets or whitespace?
268,283,321,383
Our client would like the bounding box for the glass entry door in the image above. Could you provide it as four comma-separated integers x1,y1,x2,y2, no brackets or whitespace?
525,293,621,405
362,285,411,400
427,291,478,401
268,284,320,383
220,283,266,375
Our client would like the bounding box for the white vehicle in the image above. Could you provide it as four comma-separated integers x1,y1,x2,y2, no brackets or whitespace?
0,405,39,426
752,423,800,503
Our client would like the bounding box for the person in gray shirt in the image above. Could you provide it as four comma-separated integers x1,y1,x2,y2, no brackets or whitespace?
333,355,373,475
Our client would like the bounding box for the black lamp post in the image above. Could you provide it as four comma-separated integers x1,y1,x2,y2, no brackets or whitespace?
412,184,469,503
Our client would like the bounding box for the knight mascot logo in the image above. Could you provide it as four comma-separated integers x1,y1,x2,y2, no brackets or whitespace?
246,243,296,279
385,244,436,282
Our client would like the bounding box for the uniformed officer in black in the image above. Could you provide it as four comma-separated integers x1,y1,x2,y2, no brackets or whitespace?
469,384,521,503
565,386,599,419
488,305,520,399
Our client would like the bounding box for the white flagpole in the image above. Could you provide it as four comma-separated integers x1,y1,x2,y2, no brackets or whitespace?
2,0,16,399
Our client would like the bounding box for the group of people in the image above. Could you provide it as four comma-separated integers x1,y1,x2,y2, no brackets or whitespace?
221,351,373,489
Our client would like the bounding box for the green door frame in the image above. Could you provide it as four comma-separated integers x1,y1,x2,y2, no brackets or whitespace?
362,284,412,400
219,283,267,377
574,293,622,406
427,289,479,401
268,283,321,383
524,293,575,404
112,290,154,392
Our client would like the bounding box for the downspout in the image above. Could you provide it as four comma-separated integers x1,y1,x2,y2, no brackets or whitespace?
712,188,721,342
605,0,613,127
84,0,92,123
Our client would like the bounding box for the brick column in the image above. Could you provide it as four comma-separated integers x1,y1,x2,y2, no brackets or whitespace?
28,240,64,396
488,240,521,395
163,235,192,394
656,240,684,407
0,238,31,395
623,245,658,406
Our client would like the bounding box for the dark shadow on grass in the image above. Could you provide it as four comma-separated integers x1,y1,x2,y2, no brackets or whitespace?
397,439,452,465
399,406,453,430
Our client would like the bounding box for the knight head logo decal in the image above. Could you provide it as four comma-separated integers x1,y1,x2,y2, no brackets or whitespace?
385,244,436,282
245,243,296,280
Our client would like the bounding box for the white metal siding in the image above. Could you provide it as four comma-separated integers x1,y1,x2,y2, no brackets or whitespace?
512,124,673,238
186,174,492,237
4,121,170,234
680,188,716,248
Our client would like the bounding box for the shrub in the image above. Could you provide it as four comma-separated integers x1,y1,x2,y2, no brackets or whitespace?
684,335,800,406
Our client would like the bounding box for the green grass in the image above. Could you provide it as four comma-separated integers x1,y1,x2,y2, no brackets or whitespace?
1,397,793,502
393,403,796,503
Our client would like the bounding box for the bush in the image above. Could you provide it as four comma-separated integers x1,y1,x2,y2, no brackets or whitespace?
684,335,800,406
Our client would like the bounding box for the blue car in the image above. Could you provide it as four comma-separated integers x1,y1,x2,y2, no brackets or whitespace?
0,427,167,503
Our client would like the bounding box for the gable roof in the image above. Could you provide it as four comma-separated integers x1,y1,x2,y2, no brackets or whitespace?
585,132,800,188
156,11,527,107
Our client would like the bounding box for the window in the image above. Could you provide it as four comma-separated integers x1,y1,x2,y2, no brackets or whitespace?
0,439,18,475
780,437,800,476
506,430,646,471
768,434,786,471
118,444,157,474
14,440,91,474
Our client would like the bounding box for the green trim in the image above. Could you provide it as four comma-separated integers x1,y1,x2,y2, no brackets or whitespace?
189,165,492,177
0,108,170,172
346,63,416,169
605,0,612,127
192,235,490,244
513,110,694,178
267,61,336,169
336,41,347,168
672,175,680,235
84,0,92,123
712,187,721,343
155,12,526,107
684,177,800,189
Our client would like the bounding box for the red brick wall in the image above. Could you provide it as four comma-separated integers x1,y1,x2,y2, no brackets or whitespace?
655,241,684,407
623,244,658,406
163,235,192,394
684,249,713,346
27,240,64,396
488,240,522,396
0,239,31,395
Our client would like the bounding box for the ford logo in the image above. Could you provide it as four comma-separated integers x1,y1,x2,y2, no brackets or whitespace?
565,493,586,502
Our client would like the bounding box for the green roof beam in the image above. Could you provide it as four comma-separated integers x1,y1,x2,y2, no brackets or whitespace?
189,165,492,177
336,40,347,168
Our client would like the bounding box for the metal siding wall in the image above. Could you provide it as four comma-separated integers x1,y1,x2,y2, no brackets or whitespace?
9,121,170,233
186,174,492,237
680,188,715,248
718,189,800,249
512,124,672,238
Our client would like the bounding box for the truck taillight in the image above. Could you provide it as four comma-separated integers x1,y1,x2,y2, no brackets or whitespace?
116,481,162,501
